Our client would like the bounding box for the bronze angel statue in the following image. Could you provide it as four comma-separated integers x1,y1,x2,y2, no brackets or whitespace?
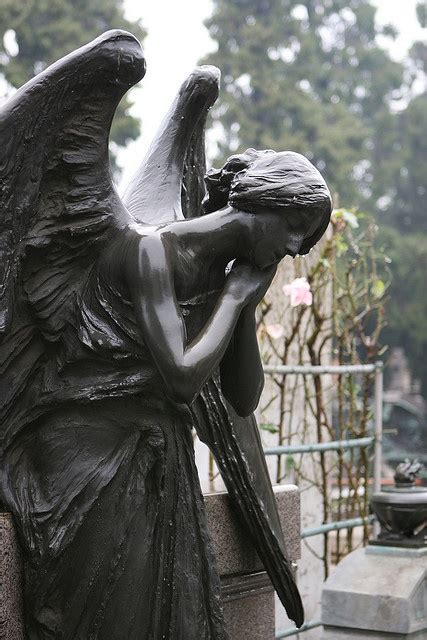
0,31,331,639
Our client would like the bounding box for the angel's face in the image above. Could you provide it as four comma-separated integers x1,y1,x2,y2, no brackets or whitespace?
248,208,321,269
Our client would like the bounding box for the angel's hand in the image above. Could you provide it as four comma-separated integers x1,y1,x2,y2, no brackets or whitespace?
226,260,277,309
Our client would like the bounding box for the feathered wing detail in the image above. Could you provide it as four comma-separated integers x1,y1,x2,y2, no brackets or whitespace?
0,30,145,444
192,380,304,627
181,107,210,219
122,65,219,224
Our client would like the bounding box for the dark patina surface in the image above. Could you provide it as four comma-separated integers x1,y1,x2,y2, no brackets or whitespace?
0,31,332,638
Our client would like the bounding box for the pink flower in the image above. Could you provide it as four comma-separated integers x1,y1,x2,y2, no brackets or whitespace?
282,277,313,307
265,323,285,339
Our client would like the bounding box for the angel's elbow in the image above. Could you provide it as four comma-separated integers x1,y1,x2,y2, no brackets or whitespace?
233,398,257,418
225,378,264,417
253,377,264,408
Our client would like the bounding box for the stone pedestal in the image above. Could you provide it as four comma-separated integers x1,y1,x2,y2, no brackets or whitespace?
0,485,301,640
321,546,427,639
206,484,301,640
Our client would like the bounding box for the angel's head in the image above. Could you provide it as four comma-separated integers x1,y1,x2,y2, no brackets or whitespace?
203,149,332,268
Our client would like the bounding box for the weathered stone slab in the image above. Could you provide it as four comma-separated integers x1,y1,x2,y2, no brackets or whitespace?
322,546,427,639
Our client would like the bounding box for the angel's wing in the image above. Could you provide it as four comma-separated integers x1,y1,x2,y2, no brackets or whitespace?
122,65,219,224
0,30,145,442
193,381,304,627
122,67,304,626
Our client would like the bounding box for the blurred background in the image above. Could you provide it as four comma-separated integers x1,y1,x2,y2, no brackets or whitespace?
1,0,425,636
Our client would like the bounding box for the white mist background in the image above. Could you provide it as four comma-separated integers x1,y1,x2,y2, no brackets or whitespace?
119,0,425,191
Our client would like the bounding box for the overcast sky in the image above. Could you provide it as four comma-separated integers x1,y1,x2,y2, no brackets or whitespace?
118,0,425,190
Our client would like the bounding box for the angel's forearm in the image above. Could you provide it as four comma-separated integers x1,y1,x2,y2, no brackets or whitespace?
131,276,247,405
220,307,264,416
164,292,246,404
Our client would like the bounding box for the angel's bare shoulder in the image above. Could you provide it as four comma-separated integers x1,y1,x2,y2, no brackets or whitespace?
101,224,169,292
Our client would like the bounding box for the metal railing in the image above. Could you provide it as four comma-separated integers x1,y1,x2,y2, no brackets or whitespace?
276,620,322,638
261,361,384,638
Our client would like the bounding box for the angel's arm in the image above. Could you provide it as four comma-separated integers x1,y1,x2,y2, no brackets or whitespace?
125,237,265,405
219,306,264,417
220,261,277,416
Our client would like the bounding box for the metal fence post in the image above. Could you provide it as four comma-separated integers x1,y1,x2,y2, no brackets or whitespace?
373,361,383,538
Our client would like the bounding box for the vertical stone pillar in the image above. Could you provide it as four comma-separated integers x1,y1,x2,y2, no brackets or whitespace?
0,514,24,639
205,484,301,640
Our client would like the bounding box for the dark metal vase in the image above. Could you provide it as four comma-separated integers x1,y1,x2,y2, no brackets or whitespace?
371,461,427,548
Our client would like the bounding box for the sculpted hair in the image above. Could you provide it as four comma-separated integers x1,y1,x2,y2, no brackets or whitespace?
203,148,332,255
